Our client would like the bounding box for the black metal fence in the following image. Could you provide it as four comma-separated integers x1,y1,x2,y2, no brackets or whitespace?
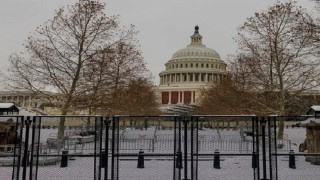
1,115,320,180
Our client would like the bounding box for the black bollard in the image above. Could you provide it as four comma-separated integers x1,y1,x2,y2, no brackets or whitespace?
60,150,68,168
289,150,296,169
101,151,106,168
252,152,258,169
137,150,145,168
213,150,221,169
176,151,183,169
144,117,148,130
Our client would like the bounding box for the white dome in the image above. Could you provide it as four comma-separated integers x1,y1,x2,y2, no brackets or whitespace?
172,45,221,59
171,29,221,60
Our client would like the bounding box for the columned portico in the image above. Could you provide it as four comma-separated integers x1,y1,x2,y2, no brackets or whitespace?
160,90,199,105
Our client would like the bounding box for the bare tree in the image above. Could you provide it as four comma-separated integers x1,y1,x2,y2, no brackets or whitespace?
7,0,142,139
113,78,160,115
233,1,320,138
74,41,149,116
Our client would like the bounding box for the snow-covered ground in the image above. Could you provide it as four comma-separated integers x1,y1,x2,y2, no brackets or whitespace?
1,126,320,179
1,154,320,180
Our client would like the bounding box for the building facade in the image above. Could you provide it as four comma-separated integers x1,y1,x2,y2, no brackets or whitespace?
0,91,59,109
157,26,228,111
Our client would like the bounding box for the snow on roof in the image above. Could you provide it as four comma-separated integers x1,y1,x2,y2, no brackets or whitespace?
0,103,15,109
310,105,320,111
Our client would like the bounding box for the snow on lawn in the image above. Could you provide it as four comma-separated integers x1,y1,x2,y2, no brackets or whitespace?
2,155,320,180
1,127,320,180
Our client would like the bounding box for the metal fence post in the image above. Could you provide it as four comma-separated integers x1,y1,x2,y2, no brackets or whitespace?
176,151,183,169
183,117,188,180
261,117,268,180
252,151,258,169
22,117,31,180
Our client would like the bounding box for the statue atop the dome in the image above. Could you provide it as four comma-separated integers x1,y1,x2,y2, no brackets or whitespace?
195,25,199,34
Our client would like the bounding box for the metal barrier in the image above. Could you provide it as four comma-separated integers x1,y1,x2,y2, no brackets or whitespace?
1,115,320,180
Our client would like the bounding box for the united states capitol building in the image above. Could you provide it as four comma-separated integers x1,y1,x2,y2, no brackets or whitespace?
156,26,228,113
1,26,320,115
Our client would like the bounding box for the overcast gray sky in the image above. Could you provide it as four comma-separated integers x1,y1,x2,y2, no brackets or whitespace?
0,0,316,84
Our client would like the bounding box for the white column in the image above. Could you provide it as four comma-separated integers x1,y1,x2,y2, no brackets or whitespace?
168,91,171,104
182,91,184,104
193,73,195,82
178,91,180,104
191,91,194,103
28,96,31,107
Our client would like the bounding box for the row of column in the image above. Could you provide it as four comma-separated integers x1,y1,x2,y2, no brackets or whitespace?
160,73,225,85
0,95,39,108
162,91,196,105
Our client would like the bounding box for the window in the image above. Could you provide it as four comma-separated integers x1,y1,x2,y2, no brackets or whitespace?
176,64,178,68
206,64,209,68
180,64,183,68
191,63,193,68
211,64,213,68
186,64,188,68
201,64,204,68
196,63,198,68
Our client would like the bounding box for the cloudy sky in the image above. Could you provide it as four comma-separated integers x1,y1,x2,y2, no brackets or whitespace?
0,0,316,84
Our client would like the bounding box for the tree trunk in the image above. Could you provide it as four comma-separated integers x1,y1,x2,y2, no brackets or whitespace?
277,79,286,139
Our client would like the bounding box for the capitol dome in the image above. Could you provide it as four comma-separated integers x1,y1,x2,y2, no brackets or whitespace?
172,45,221,60
157,26,228,106
171,31,221,60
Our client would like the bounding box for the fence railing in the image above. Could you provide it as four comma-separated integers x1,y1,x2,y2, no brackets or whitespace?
1,115,319,180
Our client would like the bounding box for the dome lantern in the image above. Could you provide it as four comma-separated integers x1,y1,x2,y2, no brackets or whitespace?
190,25,203,45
